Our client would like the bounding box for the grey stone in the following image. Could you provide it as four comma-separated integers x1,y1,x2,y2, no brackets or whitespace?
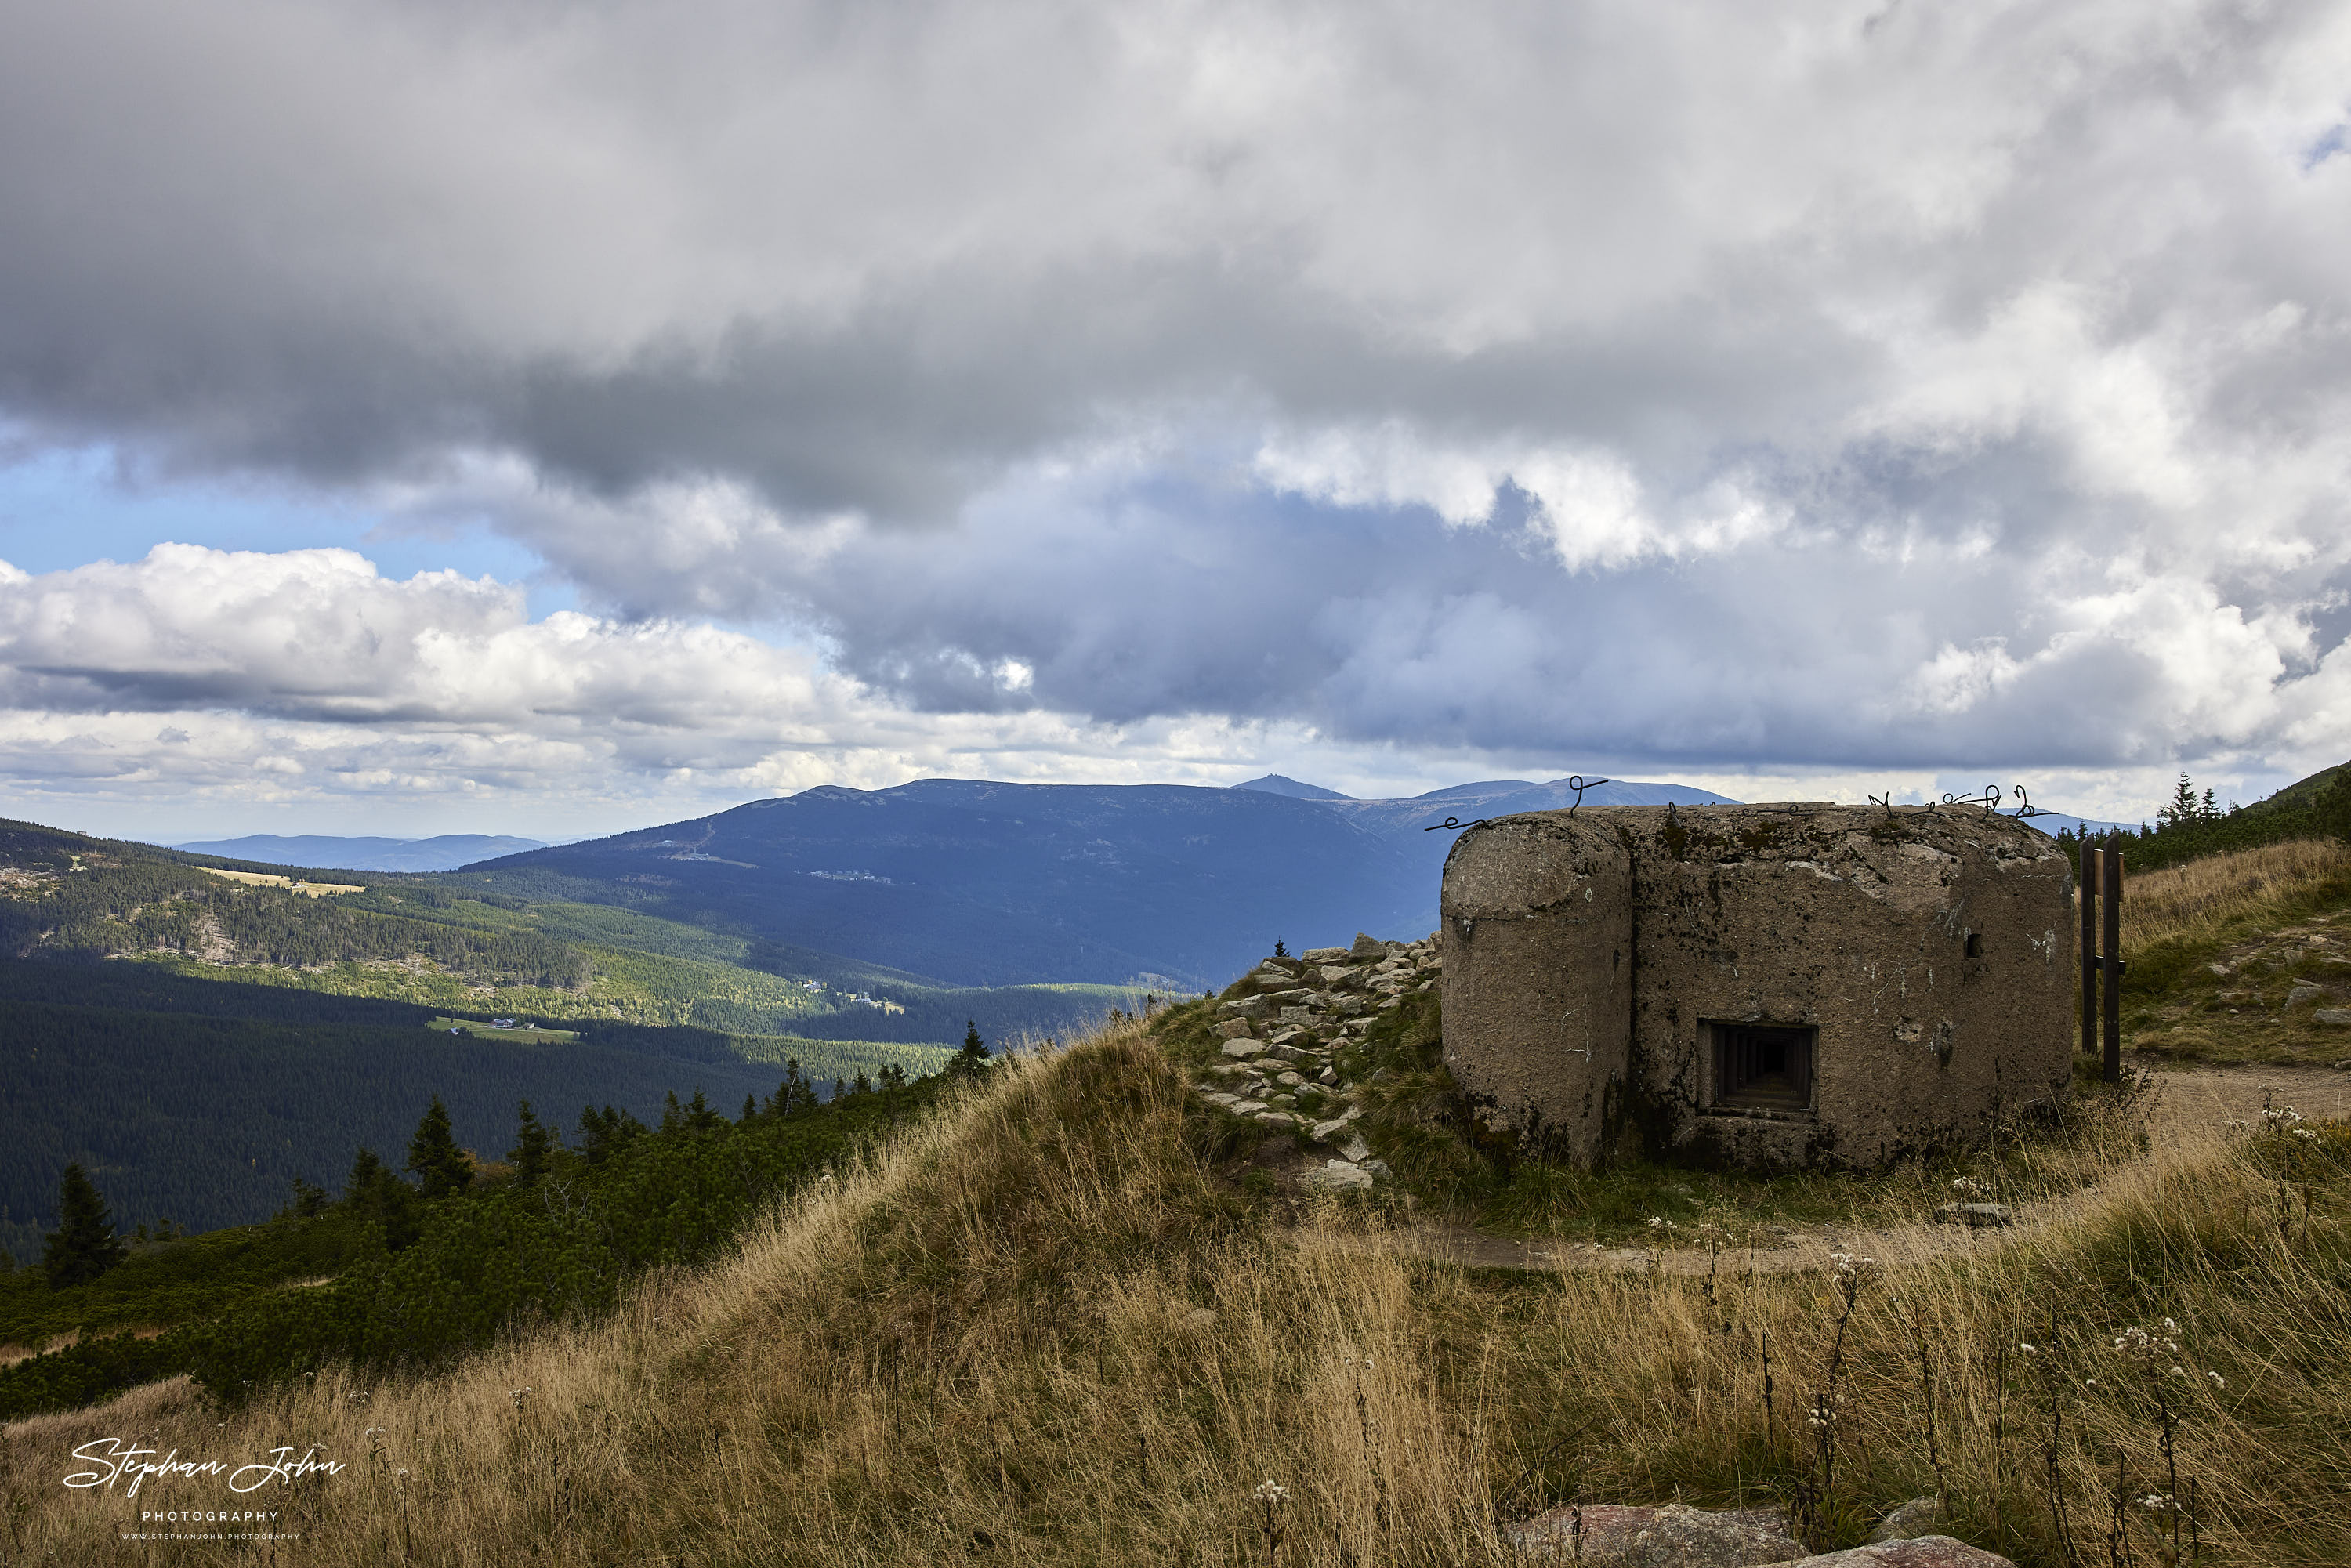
1261,987,1316,1006
1775,1540,2017,1567
1252,1056,1284,1071
1360,1158,1390,1178
1935,1202,2013,1227
1266,1043,1312,1063
1277,1071,1306,1088
1219,996,1266,1018
1215,1019,1255,1040
1325,993,1367,1016
1252,1110,1295,1128
1350,931,1388,960
1869,1497,1947,1543
1507,1501,1803,1565
1317,965,1360,986
1219,1040,1259,1060
1230,1099,1268,1115
1309,1116,1354,1142
2286,983,2326,1009
1317,1066,1339,1085
1277,1006,1317,1026
1302,1160,1374,1192
1266,1026,1306,1048
2334,1058,2351,1070
1302,946,1350,964
2314,1009,2351,1026
1341,1134,1372,1163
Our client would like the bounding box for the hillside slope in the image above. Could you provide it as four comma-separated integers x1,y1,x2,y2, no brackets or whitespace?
9,1022,2342,1564
463,780,1429,988
172,833,547,871
0,818,1122,1258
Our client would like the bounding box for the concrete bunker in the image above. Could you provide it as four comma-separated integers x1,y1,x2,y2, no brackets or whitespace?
1440,802,2075,1170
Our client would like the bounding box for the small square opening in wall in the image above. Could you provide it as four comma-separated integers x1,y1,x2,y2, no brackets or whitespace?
1965,932,1984,958
1710,1022,1816,1112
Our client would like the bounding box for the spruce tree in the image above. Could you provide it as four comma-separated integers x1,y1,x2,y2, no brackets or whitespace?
405,1095,473,1200
949,1019,991,1081
42,1163,127,1288
2161,772,2199,827
344,1146,421,1250
508,1100,552,1184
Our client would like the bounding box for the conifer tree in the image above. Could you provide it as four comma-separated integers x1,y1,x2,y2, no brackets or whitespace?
507,1100,552,1184
2161,771,2199,827
42,1163,127,1288
949,1019,991,1081
852,1070,873,1095
405,1095,473,1200
342,1146,422,1250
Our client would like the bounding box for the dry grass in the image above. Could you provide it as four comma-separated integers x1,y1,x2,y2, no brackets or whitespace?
2117,838,2351,956
5,1023,2346,1566
2094,839,2351,1064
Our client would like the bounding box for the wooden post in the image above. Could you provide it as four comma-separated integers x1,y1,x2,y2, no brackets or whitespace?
2102,838,2125,1084
2081,845,2100,1056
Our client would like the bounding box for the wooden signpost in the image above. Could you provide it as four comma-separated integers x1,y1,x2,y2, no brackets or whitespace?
2080,839,2125,1083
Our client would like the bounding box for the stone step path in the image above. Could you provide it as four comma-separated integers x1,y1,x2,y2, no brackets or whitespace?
1193,929,1440,1188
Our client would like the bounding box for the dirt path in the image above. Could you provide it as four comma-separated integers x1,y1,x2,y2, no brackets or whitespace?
1289,1061,2349,1279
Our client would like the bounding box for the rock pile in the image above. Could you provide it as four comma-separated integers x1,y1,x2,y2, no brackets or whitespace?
1506,1499,2015,1566
1190,930,1440,1185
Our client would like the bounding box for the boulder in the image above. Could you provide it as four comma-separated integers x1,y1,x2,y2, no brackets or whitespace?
1219,997,1268,1018
1350,931,1388,960
1508,1502,1802,1565
2286,983,2327,1009
2315,1009,2351,1027
1262,988,1317,1006
1302,1160,1374,1192
1769,1539,2016,1567
1868,1498,1946,1543
1341,1134,1372,1163
1934,1202,2013,1227
1215,1019,1256,1040
1302,946,1351,964
1219,1040,1259,1060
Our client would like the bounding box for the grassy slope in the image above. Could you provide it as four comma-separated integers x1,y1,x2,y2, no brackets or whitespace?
2114,838,2351,1065
9,1021,2346,1565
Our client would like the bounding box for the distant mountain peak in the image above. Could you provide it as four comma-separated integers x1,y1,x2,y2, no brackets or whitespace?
1232,774,1353,801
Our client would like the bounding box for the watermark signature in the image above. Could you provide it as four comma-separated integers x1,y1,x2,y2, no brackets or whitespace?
64,1437,345,1500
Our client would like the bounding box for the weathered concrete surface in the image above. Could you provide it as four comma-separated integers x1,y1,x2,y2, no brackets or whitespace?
1439,814,1633,1166
1443,803,2074,1170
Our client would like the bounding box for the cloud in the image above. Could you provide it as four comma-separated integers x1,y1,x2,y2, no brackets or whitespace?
0,0,2347,824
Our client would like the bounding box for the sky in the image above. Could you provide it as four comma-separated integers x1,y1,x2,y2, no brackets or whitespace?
1,0,2347,843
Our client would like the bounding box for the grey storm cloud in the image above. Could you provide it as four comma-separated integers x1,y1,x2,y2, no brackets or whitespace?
1,0,2349,793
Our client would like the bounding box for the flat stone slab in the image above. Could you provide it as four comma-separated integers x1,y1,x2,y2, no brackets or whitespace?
2315,1009,2351,1026
1301,1159,1373,1192
1934,1202,2013,1227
